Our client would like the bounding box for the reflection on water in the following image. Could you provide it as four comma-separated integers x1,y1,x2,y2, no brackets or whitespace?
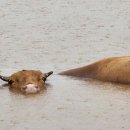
0,74,130,130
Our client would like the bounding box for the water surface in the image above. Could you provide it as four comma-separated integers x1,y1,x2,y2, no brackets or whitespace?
0,0,130,130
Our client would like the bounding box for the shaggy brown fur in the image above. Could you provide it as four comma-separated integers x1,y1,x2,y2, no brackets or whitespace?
0,70,53,93
59,56,130,84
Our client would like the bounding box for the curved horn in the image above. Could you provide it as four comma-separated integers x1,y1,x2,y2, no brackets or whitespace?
44,71,53,78
42,71,53,82
0,75,10,82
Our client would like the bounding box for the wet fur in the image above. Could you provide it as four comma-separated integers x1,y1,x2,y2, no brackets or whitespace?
59,56,130,84
9,70,45,89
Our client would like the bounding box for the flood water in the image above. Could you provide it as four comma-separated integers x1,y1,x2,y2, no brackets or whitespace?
0,0,130,130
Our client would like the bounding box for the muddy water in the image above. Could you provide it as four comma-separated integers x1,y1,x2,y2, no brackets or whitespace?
0,0,130,130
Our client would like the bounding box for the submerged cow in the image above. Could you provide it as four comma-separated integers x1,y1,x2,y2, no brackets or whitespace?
60,56,130,84
0,70,53,94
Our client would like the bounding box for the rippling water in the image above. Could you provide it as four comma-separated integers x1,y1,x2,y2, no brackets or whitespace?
0,0,130,130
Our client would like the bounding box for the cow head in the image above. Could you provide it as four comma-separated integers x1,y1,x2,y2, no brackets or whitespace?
0,70,53,94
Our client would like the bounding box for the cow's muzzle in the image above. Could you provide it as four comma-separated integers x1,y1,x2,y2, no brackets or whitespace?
21,84,40,94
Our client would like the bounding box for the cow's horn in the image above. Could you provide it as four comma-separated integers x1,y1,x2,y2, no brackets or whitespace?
44,71,53,78
0,75,10,82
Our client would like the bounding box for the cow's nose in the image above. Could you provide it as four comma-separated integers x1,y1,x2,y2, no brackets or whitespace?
24,84,39,93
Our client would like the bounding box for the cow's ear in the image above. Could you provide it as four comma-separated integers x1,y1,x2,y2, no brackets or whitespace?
0,75,11,83
22,70,26,71
42,71,53,81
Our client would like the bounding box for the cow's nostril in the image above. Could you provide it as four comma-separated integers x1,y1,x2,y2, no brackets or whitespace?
35,86,38,88
23,86,27,90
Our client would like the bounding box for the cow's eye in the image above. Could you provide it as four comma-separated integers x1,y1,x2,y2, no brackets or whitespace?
9,80,14,85
42,77,46,82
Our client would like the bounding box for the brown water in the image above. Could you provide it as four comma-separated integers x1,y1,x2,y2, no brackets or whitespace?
0,0,130,130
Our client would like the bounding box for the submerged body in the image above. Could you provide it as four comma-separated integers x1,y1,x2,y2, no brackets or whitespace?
0,70,53,94
60,56,130,84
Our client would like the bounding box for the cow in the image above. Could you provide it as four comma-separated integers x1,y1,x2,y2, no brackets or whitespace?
0,70,53,94
59,56,130,84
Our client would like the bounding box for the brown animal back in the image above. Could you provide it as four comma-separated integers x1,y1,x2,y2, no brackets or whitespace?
59,56,130,84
